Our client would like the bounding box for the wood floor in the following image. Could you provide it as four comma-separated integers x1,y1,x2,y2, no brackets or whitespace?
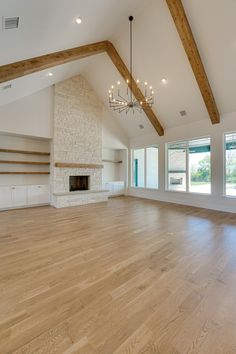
0,197,236,354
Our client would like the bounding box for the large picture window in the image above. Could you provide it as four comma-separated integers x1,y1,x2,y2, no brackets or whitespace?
146,147,159,188
167,137,211,194
132,146,158,189
225,132,236,197
167,142,187,192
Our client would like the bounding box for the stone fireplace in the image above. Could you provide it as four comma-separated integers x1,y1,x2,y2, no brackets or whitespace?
51,75,108,208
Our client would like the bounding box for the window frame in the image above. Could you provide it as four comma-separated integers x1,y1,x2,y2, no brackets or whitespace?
131,145,159,190
165,136,212,195
223,131,236,199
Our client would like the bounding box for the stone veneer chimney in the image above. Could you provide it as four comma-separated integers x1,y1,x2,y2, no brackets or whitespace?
51,75,108,208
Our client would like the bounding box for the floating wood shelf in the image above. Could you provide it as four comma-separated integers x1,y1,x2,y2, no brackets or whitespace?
0,148,50,156
0,160,50,165
55,162,103,169
0,172,50,175
102,159,122,164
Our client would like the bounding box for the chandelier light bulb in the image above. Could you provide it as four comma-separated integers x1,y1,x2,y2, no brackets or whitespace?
144,82,148,86
117,81,121,85
161,78,168,85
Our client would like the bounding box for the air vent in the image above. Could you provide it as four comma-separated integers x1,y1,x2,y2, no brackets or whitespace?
179,110,187,117
139,124,144,129
3,17,19,30
2,84,12,90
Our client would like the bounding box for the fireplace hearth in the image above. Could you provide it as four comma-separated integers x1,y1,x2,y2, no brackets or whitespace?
69,176,89,191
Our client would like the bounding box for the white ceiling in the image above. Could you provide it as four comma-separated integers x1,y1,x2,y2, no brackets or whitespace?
0,0,236,138
0,0,146,64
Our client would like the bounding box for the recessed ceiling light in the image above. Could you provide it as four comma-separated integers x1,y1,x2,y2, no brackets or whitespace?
47,72,53,77
75,17,82,24
161,78,168,85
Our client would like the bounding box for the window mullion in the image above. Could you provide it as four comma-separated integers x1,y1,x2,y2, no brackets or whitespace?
144,148,147,188
186,141,189,193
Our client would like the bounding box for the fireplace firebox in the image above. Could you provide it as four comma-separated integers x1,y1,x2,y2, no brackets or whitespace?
69,176,89,191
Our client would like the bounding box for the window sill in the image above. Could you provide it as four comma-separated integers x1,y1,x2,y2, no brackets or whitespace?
223,195,236,199
131,187,159,191
165,189,212,196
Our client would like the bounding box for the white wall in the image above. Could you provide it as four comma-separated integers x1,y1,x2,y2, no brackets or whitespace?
102,106,129,149
0,88,53,138
102,149,128,183
128,112,236,213
102,148,120,184
0,84,129,150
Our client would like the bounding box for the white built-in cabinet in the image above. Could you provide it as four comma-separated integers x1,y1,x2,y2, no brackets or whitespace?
0,185,50,210
28,185,49,205
103,181,125,197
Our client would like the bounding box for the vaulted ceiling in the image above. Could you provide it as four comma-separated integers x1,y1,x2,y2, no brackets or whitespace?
0,0,235,138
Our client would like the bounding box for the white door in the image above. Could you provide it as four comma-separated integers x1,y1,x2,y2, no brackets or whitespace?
12,186,27,207
0,187,13,209
28,185,49,205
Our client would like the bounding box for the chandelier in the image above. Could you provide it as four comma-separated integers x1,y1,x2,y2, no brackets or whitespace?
108,16,154,114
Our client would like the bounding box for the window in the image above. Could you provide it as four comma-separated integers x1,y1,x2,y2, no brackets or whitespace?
132,146,158,189
167,141,187,192
167,137,211,194
225,132,236,197
146,147,159,188
189,138,211,194
133,148,145,187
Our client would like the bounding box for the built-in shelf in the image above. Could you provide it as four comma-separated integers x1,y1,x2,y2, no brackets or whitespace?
102,159,122,164
0,172,50,175
0,148,50,156
0,160,50,165
55,162,103,169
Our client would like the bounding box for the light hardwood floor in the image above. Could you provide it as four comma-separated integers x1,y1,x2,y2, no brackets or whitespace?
0,196,236,354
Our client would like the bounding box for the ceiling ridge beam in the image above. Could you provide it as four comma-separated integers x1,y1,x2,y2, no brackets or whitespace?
0,41,109,84
166,0,220,124
0,40,164,135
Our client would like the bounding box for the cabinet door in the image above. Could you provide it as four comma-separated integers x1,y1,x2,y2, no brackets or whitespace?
12,186,27,207
37,185,50,204
117,181,125,195
0,187,13,209
28,185,49,205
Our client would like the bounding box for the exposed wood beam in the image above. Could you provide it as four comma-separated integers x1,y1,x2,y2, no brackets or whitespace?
0,41,108,84
166,0,220,124
106,42,164,136
0,41,164,136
